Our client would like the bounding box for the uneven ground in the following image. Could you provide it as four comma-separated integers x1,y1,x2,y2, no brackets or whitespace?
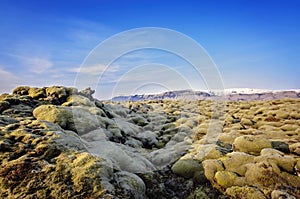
0,86,299,198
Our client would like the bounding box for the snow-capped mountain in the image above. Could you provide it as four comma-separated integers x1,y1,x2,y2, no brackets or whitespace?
111,88,300,101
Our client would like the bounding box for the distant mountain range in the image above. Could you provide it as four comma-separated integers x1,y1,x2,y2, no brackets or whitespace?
111,89,300,101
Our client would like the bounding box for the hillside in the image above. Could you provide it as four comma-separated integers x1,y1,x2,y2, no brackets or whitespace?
111,89,300,102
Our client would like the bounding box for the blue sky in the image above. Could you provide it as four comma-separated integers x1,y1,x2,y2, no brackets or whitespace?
0,0,299,99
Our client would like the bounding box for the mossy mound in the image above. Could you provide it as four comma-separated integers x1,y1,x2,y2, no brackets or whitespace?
1,86,300,198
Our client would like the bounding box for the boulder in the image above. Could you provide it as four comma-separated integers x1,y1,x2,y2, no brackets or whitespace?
62,95,95,107
148,141,190,168
107,124,123,139
33,105,103,135
85,139,156,173
136,131,158,148
271,141,290,153
167,131,188,144
88,107,107,117
202,159,224,181
33,105,71,129
55,130,88,151
215,171,245,188
28,120,64,131
275,111,289,119
220,152,255,176
289,143,300,155
45,86,76,104
105,104,129,118
114,171,146,199
185,143,229,162
244,160,300,189
69,152,107,197
28,87,46,99
241,118,253,126
171,158,203,179
12,86,30,95
233,135,272,155
79,87,95,100
290,112,300,119
127,116,148,126
81,128,108,142
256,148,296,173
113,118,143,137
280,124,299,131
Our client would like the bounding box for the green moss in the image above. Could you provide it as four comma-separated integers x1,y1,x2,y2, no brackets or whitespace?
172,158,203,179
225,186,266,199
28,87,46,99
156,140,165,148
12,86,30,95
215,171,239,188
187,187,210,199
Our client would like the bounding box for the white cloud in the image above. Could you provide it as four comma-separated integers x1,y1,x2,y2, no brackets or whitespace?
23,57,53,74
7,53,53,74
0,67,18,93
70,64,119,75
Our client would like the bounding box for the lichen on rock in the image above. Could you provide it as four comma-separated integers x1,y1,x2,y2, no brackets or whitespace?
1,86,300,198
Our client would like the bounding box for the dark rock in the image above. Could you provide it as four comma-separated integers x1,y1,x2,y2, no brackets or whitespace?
0,139,12,152
271,141,290,153
0,101,10,113
138,166,224,199
232,118,240,124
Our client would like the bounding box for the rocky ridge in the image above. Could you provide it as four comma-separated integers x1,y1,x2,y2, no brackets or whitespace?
0,86,299,198
111,89,300,102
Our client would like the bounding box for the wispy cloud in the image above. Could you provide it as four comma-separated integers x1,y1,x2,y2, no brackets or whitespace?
7,53,53,74
0,67,18,92
69,64,120,75
23,57,53,74
63,18,114,49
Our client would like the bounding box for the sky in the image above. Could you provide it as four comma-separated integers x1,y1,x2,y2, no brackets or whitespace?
0,0,299,99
